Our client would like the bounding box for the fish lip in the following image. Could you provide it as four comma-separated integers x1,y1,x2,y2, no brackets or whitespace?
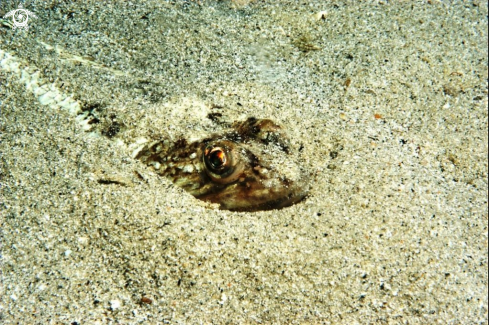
205,189,309,212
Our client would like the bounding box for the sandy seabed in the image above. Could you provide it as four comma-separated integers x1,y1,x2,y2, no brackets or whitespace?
1,1,487,324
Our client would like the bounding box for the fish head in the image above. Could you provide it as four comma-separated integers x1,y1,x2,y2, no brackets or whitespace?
136,118,309,211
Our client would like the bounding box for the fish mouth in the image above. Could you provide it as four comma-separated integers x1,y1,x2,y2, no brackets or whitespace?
196,185,309,212
231,192,308,212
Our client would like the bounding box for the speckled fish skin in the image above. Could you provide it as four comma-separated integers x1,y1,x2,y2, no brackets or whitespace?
136,118,308,211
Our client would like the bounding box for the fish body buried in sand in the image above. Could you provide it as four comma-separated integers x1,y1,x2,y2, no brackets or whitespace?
136,117,309,212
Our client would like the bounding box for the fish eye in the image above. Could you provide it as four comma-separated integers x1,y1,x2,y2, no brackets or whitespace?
205,147,227,171
203,141,244,183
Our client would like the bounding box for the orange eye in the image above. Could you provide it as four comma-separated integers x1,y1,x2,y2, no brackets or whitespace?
203,141,244,184
206,147,227,170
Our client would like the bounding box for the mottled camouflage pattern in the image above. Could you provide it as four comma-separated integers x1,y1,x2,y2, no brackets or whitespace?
136,118,308,211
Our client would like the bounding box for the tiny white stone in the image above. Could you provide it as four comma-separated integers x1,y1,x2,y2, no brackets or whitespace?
110,300,121,310
219,293,227,304
189,152,197,159
64,249,72,257
78,237,89,245
315,11,328,20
